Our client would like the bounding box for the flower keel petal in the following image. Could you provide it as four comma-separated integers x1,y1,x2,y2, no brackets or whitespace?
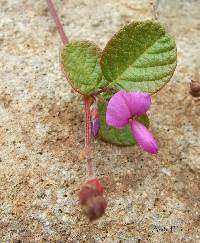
131,120,158,154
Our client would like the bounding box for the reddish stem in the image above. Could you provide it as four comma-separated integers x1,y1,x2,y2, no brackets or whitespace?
47,0,69,45
47,1,94,177
84,97,93,176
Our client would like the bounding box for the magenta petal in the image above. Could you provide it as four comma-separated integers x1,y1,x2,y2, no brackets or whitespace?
106,90,131,128
131,120,158,154
123,92,151,117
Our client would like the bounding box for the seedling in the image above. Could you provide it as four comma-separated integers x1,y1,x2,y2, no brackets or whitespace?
47,0,177,220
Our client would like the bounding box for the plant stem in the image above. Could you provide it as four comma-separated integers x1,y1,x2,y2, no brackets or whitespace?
47,0,94,177
47,0,69,45
150,0,158,20
84,96,94,177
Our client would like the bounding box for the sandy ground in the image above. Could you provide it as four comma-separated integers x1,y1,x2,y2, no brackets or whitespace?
0,0,200,242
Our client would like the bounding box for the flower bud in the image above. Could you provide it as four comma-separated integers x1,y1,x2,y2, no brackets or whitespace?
190,80,200,97
91,107,100,137
79,179,107,220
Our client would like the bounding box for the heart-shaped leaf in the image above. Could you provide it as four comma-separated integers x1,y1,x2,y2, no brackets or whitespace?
98,98,149,146
101,21,177,93
61,41,108,95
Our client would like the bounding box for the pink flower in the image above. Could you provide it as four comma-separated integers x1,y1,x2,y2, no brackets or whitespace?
106,90,158,154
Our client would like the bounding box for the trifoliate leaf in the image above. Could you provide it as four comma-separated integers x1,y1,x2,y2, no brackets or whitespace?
61,41,108,95
101,21,177,93
98,99,149,146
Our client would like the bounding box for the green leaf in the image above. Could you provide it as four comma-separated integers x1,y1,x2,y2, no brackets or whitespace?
101,21,177,94
98,97,149,146
61,41,108,95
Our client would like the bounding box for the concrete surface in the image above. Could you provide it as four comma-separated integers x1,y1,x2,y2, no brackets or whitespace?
0,0,200,242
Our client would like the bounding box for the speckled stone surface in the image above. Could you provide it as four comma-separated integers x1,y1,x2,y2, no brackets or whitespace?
0,0,200,242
